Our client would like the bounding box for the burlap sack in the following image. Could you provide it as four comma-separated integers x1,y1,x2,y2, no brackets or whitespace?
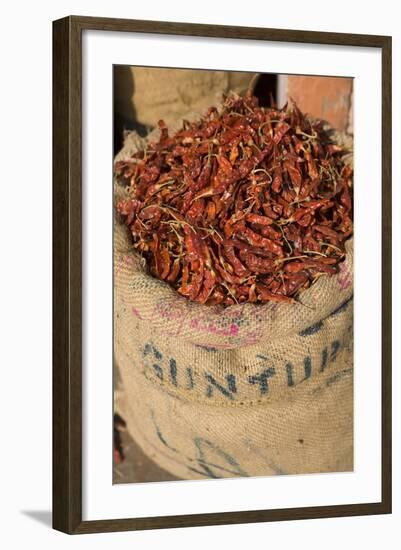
114,127,354,480
114,66,255,128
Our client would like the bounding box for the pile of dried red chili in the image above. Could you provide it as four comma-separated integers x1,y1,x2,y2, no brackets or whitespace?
116,92,353,306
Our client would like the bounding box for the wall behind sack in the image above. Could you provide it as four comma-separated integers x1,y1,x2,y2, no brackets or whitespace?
286,75,353,133
0,1,398,549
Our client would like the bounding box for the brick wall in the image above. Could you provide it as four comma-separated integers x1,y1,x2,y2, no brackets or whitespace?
286,75,353,133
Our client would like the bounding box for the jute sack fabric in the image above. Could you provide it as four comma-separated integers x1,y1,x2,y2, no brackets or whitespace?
114,66,255,128
114,128,354,480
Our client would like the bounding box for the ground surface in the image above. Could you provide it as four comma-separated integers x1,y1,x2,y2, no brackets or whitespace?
114,425,179,484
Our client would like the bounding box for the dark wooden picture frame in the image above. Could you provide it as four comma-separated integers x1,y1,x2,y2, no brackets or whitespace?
53,15,392,534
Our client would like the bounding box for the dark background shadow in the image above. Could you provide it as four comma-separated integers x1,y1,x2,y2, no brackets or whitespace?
113,66,149,154
253,73,277,106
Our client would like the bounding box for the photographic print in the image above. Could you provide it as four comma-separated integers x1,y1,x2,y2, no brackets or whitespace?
113,67,354,483
53,16,390,533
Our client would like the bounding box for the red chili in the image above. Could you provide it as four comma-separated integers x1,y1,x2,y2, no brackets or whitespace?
239,227,284,257
116,92,353,306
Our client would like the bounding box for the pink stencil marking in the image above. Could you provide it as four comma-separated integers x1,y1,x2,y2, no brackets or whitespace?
230,323,239,336
338,263,352,290
190,318,239,338
131,306,143,319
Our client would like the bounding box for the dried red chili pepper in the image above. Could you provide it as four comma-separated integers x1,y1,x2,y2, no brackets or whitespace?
116,92,353,306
